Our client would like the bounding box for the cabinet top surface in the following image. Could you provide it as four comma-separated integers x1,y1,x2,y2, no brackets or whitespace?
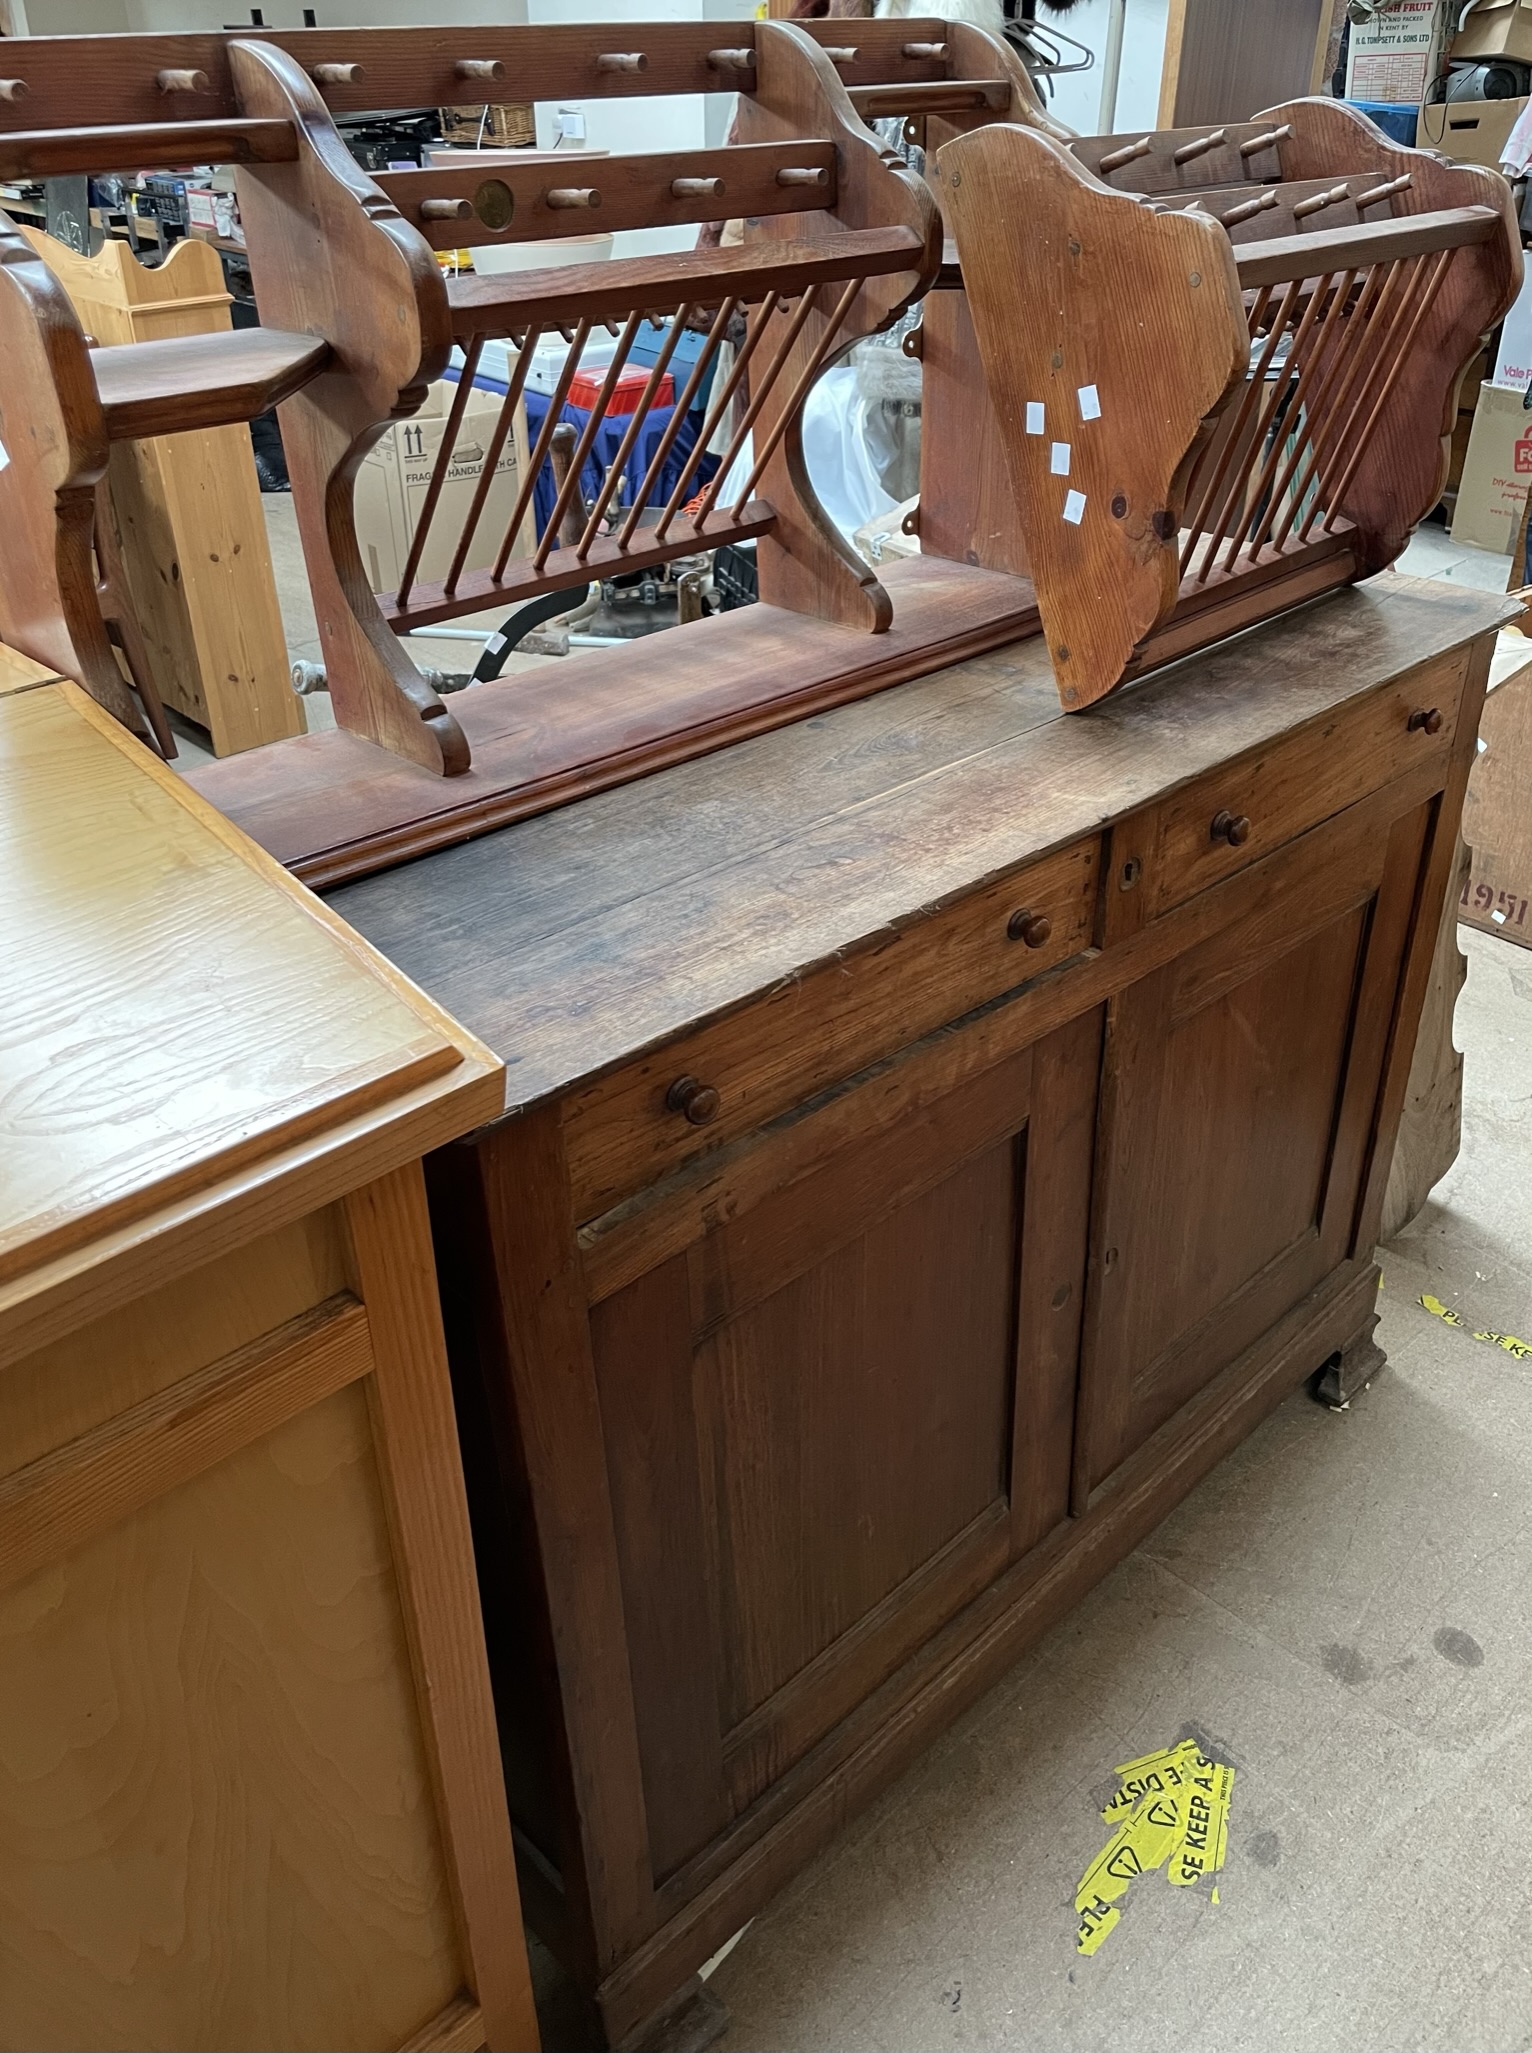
327,576,1510,1113
0,680,500,1294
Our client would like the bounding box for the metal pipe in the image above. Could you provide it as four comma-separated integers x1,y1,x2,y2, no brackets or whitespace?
1098,0,1126,135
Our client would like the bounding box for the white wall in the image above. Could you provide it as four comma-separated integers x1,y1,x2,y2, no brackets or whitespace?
24,0,530,26
22,0,1166,141
523,0,750,255
1033,0,1168,136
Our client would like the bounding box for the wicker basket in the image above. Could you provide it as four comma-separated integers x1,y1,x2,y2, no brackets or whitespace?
439,103,537,149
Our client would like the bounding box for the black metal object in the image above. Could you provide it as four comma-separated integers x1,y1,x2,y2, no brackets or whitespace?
472,584,594,682
711,541,758,613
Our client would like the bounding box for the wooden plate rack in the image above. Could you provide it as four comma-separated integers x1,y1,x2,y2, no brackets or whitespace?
0,24,1518,868
940,99,1521,707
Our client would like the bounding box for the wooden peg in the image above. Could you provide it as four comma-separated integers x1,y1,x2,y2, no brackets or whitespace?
1220,189,1278,227
1097,136,1152,173
901,41,948,58
0,79,29,103
156,68,210,94
1292,182,1351,220
1172,127,1227,165
671,177,724,200
1355,173,1413,210
596,52,647,72
455,58,505,82
822,47,858,63
546,187,601,209
776,166,829,188
421,197,474,221
311,61,364,86
1239,123,1292,156
707,47,756,71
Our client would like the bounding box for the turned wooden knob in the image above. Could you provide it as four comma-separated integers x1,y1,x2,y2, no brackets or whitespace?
1007,908,1052,948
455,58,505,81
1408,706,1444,735
666,1076,720,1126
0,79,30,103
596,51,647,72
421,197,474,221
547,187,601,210
311,61,364,86
1210,809,1252,847
157,68,209,93
776,166,828,188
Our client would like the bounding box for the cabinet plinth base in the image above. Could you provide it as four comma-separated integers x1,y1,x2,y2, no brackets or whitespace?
1311,1310,1388,1410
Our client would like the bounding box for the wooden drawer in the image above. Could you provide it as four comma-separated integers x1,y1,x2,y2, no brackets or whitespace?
1107,646,1469,928
562,835,1100,1221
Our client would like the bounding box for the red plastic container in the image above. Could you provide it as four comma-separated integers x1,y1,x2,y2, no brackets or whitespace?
567,363,675,412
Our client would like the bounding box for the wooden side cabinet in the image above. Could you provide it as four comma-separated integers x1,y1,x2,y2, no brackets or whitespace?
328,574,1508,2049
0,678,537,2052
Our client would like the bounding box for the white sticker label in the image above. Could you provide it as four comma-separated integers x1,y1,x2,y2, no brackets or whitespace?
1026,401,1045,435
1078,384,1102,421
485,631,508,655
1050,442,1071,476
1063,489,1087,525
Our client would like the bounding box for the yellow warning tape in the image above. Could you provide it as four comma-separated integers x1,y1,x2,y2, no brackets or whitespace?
1419,1294,1532,1360
1075,1739,1235,1954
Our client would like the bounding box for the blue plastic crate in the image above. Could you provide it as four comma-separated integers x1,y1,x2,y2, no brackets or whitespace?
1347,99,1420,147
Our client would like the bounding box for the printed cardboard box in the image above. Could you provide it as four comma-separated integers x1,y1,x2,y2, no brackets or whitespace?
1462,653,1532,950
1450,381,1532,551
355,377,532,599
1345,0,1447,102
1493,266,1532,387
1416,93,1529,168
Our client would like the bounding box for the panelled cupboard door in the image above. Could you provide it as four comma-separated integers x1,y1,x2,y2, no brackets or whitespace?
1078,795,1435,1490
586,1008,1102,1886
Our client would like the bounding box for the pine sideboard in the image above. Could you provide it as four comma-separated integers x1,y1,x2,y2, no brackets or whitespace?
0,671,537,2052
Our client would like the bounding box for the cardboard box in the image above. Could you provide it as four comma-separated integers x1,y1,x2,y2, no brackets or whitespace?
1452,0,1532,62
355,377,532,598
1415,91,1529,164
1449,381,1532,550
1494,268,1532,387
1461,653,1532,948
1346,0,1447,102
